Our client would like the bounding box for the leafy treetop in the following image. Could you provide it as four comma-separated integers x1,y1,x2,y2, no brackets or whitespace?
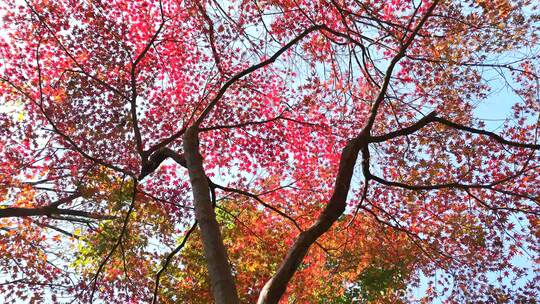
0,0,539,303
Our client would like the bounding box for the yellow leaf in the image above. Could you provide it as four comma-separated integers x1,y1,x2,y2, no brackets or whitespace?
74,228,82,237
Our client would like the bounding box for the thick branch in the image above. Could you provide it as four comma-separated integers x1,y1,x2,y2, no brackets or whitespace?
258,4,440,302
369,111,437,142
434,117,540,150
257,137,365,303
369,112,540,150
0,193,83,218
139,147,186,179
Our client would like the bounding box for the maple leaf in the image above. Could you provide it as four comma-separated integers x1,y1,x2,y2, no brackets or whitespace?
0,0,539,303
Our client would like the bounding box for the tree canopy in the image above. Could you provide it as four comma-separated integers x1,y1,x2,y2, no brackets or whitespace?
0,0,539,303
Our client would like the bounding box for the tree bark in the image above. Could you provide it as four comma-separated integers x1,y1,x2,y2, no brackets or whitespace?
257,137,365,304
183,126,240,304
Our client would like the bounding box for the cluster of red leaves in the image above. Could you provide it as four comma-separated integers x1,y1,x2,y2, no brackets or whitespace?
0,0,539,302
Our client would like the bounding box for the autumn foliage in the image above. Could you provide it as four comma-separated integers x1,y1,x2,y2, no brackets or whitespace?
0,0,539,303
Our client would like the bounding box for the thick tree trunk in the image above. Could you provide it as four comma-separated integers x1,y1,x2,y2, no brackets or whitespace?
183,126,240,304
257,138,364,304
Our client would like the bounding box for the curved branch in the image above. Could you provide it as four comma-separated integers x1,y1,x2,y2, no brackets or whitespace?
362,0,439,134
194,25,323,126
139,147,186,179
257,137,365,303
368,166,538,197
434,117,540,150
370,112,540,150
369,111,437,142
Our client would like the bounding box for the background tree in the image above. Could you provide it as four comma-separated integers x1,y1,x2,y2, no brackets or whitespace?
0,0,539,303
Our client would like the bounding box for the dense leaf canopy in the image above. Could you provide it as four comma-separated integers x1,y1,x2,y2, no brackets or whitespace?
0,0,539,303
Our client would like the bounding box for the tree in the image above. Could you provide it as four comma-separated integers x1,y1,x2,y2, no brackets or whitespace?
151,199,423,303
0,0,539,303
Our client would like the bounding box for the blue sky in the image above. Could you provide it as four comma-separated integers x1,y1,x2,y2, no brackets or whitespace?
0,1,539,303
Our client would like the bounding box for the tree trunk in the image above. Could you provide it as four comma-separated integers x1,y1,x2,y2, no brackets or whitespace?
257,138,364,303
183,126,240,304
